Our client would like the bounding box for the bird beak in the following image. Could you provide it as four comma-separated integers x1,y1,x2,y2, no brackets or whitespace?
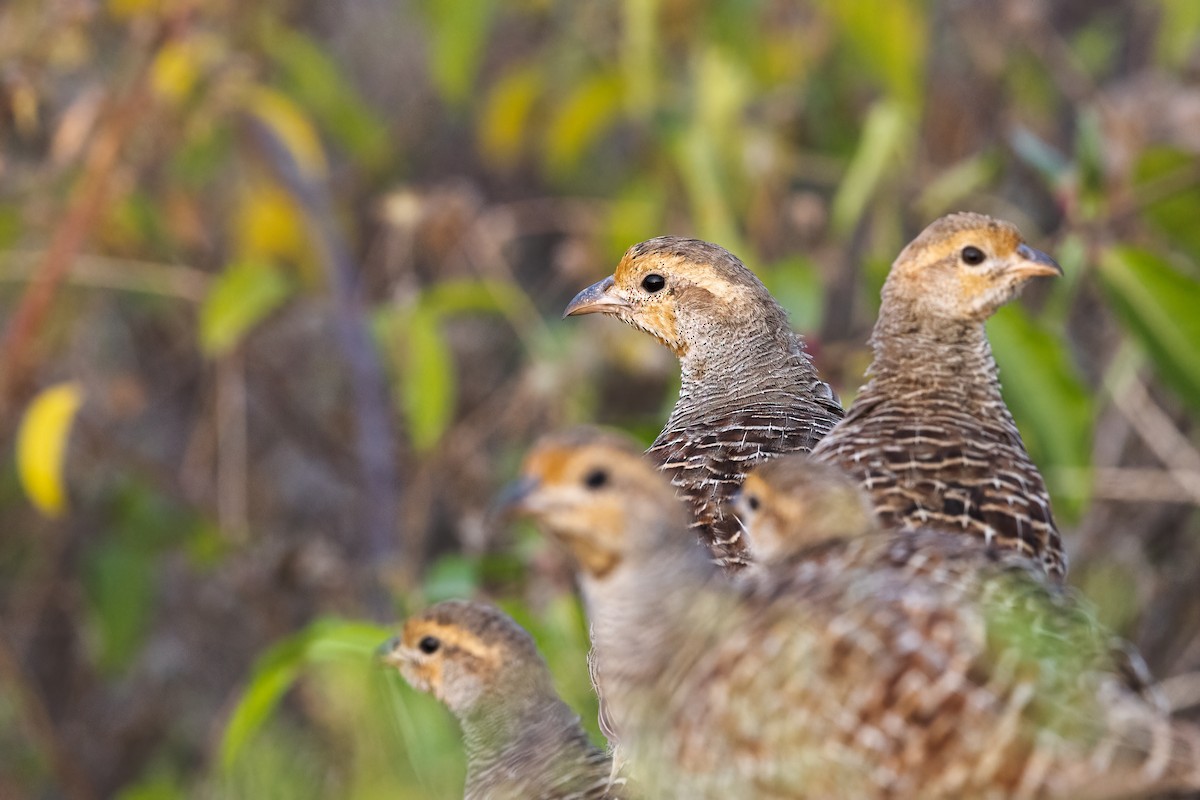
563,275,627,318
1011,243,1063,279
489,476,542,519
376,635,403,664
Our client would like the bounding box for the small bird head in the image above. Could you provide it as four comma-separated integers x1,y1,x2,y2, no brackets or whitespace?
883,213,1061,324
563,237,788,360
378,600,549,717
733,456,877,563
497,427,685,580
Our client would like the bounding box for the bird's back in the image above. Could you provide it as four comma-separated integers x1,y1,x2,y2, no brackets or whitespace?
650,376,842,569
813,366,1065,581
619,532,1197,798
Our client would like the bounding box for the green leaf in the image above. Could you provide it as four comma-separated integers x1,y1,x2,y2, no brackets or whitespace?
1009,126,1071,188
265,28,391,169
544,71,625,174
761,256,824,332
423,0,496,105
422,554,480,603
400,308,456,453
85,543,155,673
1099,246,1200,411
199,260,293,356
988,305,1094,519
831,99,911,235
219,618,392,772
1134,147,1200,260
820,0,926,107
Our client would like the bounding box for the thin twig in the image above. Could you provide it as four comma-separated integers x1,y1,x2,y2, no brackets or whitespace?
1110,371,1200,475
0,24,168,414
247,116,399,618
0,619,96,800
0,251,209,302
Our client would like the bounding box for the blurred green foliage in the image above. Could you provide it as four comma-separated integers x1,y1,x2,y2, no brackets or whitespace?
2,0,1200,798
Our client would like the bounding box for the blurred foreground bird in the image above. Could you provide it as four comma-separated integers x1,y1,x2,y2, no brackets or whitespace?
378,600,619,800
565,237,843,568
504,428,1200,799
812,212,1068,582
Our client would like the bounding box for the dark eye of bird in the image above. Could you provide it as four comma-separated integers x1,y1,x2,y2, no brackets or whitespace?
418,636,440,654
641,273,666,293
961,245,985,265
584,468,609,490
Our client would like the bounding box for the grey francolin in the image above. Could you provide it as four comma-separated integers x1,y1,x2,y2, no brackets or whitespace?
811,212,1068,582
504,427,1200,799
378,600,619,800
565,237,843,568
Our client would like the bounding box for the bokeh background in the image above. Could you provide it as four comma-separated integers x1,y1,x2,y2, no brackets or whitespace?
2,0,1200,797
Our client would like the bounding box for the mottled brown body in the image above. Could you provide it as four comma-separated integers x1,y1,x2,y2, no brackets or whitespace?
506,429,1200,799
813,213,1067,581
379,600,619,800
566,237,842,568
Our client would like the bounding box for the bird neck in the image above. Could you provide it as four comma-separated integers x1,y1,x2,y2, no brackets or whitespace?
581,540,717,698
866,309,1003,403
462,691,596,789
675,323,821,420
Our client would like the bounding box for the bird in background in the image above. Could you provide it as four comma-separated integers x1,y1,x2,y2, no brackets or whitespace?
811,212,1068,582
564,237,843,569
378,599,620,800
503,426,1200,799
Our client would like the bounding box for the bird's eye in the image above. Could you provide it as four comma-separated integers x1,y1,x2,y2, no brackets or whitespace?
746,495,760,511
584,468,609,490
418,636,440,654
960,245,986,266
641,273,666,293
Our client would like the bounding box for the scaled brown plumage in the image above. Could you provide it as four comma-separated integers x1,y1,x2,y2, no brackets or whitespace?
565,237,843,568
506,428,1200,799
379,600,619,800
812,212,1068,581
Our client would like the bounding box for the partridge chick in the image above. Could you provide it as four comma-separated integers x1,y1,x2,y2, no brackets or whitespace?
812,212,1067,581
565,237,843,568
379,600,618,800
504,428,1200,799
732,455,877,564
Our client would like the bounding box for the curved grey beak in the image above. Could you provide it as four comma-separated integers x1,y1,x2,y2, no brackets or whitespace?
376,635,402,663
1013,243,1063,278
563,275,627,318
488,476,541,521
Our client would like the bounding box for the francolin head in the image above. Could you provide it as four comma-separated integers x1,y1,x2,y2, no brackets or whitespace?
565,237,843,569
733,455,877,564
812,212,1068,581
379,600,618,800
504,427,1200,799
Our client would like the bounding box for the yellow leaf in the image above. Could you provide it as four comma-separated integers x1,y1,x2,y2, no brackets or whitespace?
233,182,308,266
16,382,84,518
544,72,624,174
477,64,541,168
243,87,328,180
107,0,162,19
152,40,200,103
